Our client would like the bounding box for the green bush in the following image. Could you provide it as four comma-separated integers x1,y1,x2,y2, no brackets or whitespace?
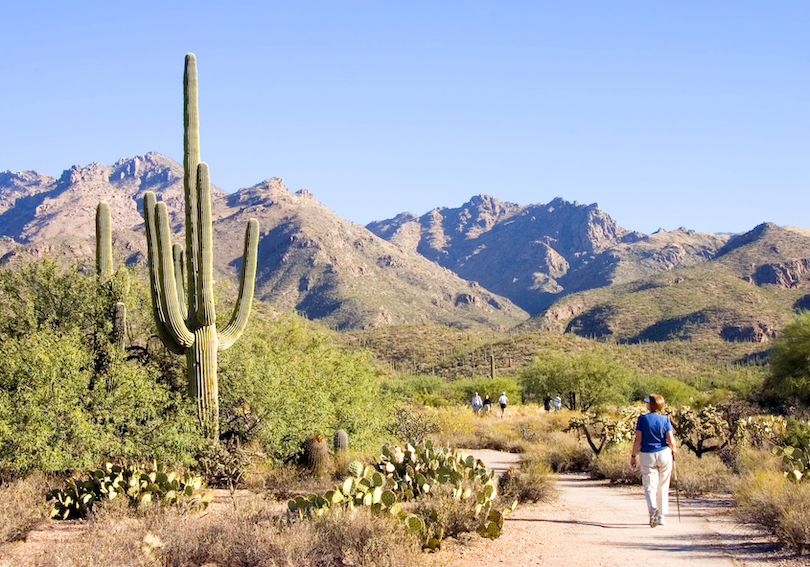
0,329,200,472
219,313,390,460
520,350,632,410
628,374,699,406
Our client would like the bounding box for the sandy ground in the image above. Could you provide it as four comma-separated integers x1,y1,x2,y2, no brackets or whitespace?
440,450,810,567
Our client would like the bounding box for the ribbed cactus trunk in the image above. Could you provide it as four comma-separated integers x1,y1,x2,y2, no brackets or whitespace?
142,54,259,440
96,201,127,348
96,202,113,281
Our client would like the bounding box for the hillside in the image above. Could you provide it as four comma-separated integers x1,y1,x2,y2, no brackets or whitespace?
525,223,810,343
0,155,528,331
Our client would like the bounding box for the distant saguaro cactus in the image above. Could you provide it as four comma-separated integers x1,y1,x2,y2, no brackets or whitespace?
142,54,260,440
96,201,127,348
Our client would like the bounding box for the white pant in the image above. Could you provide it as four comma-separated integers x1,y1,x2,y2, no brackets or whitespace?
640,448,672,515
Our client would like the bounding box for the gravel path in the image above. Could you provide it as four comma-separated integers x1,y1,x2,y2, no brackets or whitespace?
440,453,810,567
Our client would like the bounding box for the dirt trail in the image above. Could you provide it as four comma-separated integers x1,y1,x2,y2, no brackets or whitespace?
441,453,809,567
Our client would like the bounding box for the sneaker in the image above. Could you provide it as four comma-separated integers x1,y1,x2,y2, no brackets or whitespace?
657,515,666,526
650,508,659,527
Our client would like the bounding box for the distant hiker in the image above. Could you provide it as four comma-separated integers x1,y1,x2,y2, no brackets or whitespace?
543,393,552,412
482,394,492,416
498,392,508,418
472,392,483,415
554,395,562,411
630,394,677,527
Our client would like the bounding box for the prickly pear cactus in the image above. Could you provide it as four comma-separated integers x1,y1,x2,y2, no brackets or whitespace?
288,440,513,548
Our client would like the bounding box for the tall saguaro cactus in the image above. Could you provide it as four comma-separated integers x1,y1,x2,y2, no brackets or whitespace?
96,201,127,348
142,54,260,439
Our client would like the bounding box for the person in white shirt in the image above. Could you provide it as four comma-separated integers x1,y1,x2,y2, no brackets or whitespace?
471,392,483,415
498,392,508,418
553,395,562,411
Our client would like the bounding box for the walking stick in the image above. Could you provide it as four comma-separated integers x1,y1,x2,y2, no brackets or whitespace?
673,454,681,522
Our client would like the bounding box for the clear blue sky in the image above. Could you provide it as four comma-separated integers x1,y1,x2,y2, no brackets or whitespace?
1,1,807,234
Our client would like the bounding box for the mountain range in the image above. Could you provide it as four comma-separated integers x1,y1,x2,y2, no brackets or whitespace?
2,153,810,342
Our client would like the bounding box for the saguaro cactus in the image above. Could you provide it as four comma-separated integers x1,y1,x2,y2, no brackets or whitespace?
142,54,260,439
96,201,127,348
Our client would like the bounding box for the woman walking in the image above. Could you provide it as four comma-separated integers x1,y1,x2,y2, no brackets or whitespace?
630,394,676,527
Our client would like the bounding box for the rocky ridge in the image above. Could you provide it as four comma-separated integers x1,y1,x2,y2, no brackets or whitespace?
0,155,527,331
368,195,730,315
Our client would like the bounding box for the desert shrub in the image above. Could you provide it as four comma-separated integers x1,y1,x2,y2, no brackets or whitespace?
499,460,555,503
157,502,424,567
590,444,641,484
429,406,477,446
381,375,451,406
193,439,253,490
763,311,810,407
674,451,733,496
0,473,50,543
263,463,336,501
16,497,425,567
530,432,592,472
219,313,391,460
388,405,441,444
0,329,201,472
735,471,810,554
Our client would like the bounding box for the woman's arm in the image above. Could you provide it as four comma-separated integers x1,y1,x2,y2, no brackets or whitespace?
666,430,677,455
630,430,642,468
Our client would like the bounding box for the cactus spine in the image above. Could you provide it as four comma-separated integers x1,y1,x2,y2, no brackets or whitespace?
96,202,127,348
142,54,259,440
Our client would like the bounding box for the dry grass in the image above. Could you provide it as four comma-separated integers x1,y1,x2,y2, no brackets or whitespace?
675,452,735,497
734,471,810,555
499,459,555,503
530,431,592,472
591,445,641,484
590,446,734,496
10,494,427,567
0,473,50,544
430,406,576,455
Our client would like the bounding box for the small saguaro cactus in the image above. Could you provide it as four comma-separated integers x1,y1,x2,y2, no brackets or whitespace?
142,54,259,440
96,201,127,348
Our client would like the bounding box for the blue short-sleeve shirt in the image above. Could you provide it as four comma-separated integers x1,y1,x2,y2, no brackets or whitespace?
635,413,672,453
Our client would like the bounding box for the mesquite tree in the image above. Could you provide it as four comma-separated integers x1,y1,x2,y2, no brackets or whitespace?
142,54,259,439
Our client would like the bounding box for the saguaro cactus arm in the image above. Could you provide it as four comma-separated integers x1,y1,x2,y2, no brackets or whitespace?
155,202,195,348
172,243,188,320
143,192,186,354
218,217,260,350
